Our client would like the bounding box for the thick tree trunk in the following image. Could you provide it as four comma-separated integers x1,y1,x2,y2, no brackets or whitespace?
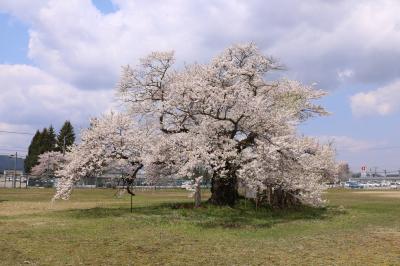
268,187,301,209
209,175,239,206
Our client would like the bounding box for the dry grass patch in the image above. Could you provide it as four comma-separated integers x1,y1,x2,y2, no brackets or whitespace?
353,190,400,198
0,188,399,265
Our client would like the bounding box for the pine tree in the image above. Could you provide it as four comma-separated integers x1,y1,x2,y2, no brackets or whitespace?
25,126,58,173
48,125,57,151
25,130,42,173
57,121,75,153
39,128,49,154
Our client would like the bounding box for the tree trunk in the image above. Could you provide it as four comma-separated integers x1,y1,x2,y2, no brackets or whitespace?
209,175,238,206
268,187,301,209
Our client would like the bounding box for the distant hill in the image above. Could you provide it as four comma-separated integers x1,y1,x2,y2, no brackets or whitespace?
0,155,25,173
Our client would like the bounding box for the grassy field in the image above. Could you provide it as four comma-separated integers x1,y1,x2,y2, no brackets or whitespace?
0,188,399,265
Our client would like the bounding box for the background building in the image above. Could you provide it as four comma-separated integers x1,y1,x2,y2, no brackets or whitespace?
0,155,26,188
0,155,24,173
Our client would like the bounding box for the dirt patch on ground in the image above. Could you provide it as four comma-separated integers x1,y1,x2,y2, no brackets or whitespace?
0,201,108,216
352,191,400,198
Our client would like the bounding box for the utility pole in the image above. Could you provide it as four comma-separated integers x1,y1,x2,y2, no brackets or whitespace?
13,152,17,188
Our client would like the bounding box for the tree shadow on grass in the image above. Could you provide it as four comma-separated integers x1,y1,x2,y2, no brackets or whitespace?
60,207,128,219
61,200,347,230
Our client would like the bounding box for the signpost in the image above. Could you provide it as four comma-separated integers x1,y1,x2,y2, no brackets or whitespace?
361,165,367,178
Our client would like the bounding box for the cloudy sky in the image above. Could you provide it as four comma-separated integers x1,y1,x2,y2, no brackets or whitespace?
0,0,399,171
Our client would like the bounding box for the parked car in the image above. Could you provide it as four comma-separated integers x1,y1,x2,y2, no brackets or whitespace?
180,181,193,189
348,182,363,189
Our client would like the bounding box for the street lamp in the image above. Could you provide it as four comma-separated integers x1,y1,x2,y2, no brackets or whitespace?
8,152,17,188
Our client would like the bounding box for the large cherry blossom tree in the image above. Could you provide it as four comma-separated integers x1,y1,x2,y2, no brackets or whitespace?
55,43,337,207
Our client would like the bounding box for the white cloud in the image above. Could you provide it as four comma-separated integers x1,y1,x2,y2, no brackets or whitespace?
316,135,400,171
337,69,354,81
0,64,114,131
0,122,34,156
1,0,400,160
317,135,382,153
350,80,400,116
0,0,48,22
1,0,400,90
32,0,256,89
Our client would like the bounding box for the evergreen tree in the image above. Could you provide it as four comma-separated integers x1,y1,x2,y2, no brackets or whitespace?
39,128,49,154
25,126,58,173
57,121,75,153
40,126,57,152
25,130,42,173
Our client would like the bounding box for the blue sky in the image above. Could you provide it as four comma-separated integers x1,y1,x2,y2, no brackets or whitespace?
0,13,30,64
92,0,117,14
0,0,399,172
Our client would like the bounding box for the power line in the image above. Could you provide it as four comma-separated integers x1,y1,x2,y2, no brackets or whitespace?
0,145,27,149
337,146,400,152
362,146,400,151
0,130,34,135
0,153,26,157
0,148,28,152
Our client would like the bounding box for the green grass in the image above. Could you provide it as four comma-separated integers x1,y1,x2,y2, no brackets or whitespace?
0,188,399,265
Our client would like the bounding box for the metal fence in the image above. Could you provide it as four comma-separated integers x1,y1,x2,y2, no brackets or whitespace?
0,174,210,189
0,174,28,188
